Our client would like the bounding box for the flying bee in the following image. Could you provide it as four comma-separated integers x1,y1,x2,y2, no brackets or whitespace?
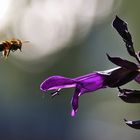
0,39,29,58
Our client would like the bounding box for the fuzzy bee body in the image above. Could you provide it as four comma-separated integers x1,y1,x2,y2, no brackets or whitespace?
0,39,23,58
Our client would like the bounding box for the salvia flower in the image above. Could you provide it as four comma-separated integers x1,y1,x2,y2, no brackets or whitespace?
40,53,140,117
40,71,107,116
113,16,140,129
40,15,140,129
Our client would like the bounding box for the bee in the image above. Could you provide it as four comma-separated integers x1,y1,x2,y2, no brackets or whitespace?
0,39,29,58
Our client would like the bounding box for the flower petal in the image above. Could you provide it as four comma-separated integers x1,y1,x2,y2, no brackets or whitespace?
135,74,140,84
74,72,107,96
71,86,81,117
105,67,139,87
40,76,76,91
113,16,140,63
124,119,140,129
106,54,138,70
118,88,140,103
112,16,135,55
112,16,132,45
136,51,140,62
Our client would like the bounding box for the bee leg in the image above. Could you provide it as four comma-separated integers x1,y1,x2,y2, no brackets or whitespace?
2,50,7,58
6,49,10,57
3,49,10,58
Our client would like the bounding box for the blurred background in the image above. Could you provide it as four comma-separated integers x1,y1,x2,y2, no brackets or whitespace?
0,0,140,139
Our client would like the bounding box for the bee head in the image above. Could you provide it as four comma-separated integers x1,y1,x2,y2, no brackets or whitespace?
10,39,22,51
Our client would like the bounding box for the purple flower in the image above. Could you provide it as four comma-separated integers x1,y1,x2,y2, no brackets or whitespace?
40,15,140,131
113,16,140,129
40,71,108,117
40,71,101,116
40,54,139,116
